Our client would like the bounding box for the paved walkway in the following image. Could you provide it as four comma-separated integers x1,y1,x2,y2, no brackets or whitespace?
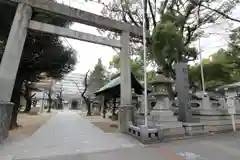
0,110,142,159
18,133,240,160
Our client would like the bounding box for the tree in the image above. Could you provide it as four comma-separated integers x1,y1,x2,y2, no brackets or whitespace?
151,0,240,78
56,84,64,109
189,61,233,90
189,27,240,90
23,81,36,113
81,70,92,116
46,86,53,113
72,70,93,116
109,54,155,81
98,0,240,78
0,2,77,129
87,58,106,97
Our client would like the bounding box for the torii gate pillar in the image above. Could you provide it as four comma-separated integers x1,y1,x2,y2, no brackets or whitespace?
0,3,32,142
119,31,132,133
0,3,32,102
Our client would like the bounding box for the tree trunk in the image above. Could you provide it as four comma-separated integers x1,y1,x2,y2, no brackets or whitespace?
47,98,52,112
98,96,103,113
112,98,116,116
10,73,24,130
168,84,174,100
103,99,107,118
86,100,91,116
112,97,118,120
24,98,31,112
24,85,32,112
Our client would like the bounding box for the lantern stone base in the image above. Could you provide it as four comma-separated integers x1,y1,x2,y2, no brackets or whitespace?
182,123,208,136
135,110,182,130
135,114,156,127
150,110,182,128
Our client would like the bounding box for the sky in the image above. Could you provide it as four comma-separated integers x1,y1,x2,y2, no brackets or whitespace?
57,0,240,74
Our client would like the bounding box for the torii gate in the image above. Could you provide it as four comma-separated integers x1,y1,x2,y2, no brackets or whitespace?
0,0,146,133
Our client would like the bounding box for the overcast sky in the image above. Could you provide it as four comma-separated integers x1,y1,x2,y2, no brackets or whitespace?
57,0,240,74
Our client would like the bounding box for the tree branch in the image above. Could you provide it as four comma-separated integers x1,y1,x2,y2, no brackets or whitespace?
160,0,169,15
190,0,240,23
120,3,129,23
148,0,156,27
81,70,90,98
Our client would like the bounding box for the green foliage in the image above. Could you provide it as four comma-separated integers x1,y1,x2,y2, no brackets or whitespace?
189,63,232,89
99,0,239,79
0,2,77,127
87,58,107,96
0,2,77,81
189,26,240,90
151,21,185,66
109,54,154,81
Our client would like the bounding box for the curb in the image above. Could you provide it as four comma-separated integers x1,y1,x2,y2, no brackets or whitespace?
139,130,238,144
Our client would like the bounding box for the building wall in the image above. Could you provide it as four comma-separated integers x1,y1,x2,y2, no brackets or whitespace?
55,73,85,100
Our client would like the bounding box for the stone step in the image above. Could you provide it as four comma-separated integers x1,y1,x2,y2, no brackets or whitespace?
156,122,183,129
161,127,185,137
152,116,178,122
193,115,240,121
136,116,179,124
151,110,174,117
136,115,177,121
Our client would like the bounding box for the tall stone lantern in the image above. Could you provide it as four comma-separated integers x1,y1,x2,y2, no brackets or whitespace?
149,70,173,112
149,70,182,129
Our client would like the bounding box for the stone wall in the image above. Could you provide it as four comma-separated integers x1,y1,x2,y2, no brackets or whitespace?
0,102,14,143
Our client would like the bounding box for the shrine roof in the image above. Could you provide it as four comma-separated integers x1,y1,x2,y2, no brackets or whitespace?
95,73,150,97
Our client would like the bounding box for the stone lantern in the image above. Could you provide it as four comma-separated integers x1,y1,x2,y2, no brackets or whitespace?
149,70,173,111
149,70,182,129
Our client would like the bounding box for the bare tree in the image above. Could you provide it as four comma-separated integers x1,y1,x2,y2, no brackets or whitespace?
56,84,64,109
45,80,55,112
72,70,92,116
46,88,53,112
24,81,36,112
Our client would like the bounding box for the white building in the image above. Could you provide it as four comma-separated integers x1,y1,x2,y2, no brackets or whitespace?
55,72,85,100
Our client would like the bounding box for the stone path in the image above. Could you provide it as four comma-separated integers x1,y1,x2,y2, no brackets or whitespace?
0,110,142,159
14,132,240,160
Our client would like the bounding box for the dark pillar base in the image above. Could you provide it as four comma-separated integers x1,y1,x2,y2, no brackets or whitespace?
0,102,14,143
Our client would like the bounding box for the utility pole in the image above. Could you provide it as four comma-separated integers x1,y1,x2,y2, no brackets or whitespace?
143,0,148,127
197,6,205,95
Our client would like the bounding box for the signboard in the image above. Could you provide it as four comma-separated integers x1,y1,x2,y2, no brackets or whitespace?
227,98,234,108
175,63,192,122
